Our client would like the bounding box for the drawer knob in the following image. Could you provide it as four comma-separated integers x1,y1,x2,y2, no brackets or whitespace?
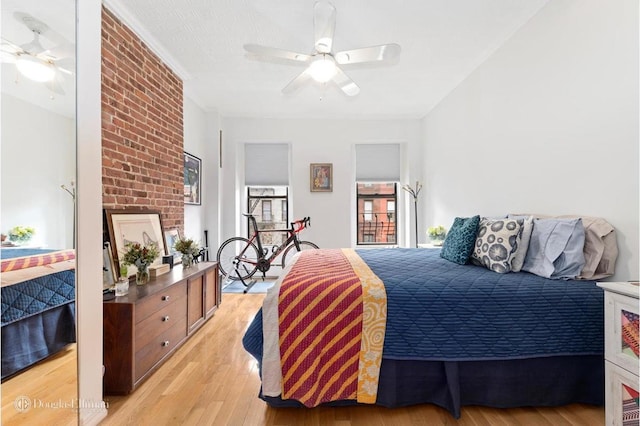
162,295,170,301
162,315,170,322
162,341,170,347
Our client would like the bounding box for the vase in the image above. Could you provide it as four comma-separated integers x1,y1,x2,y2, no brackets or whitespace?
181,253,192,270
136,265,149,285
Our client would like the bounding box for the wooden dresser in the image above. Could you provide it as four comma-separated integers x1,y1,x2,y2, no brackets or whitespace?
103,262,220,394
597,282,639,426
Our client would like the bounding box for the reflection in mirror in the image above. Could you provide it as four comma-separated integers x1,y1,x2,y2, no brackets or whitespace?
1,0,77,423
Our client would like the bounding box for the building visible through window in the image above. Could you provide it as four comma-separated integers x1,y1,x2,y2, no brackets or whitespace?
356,183,397,244
247,186,288,246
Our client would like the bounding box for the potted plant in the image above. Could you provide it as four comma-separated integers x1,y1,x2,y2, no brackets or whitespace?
427,225,447,246
121,241,159,285
8,225,35,245
174,237,199,269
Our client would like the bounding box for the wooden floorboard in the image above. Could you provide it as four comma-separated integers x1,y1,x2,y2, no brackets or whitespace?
1,293,605,425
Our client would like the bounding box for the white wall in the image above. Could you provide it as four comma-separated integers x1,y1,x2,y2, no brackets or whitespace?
1,94,75,249
422,0,639,281
219,118,423,253
183,97,220,259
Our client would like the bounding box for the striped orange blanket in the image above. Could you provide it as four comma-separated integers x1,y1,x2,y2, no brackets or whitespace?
1,249,76,273
277,249,386,407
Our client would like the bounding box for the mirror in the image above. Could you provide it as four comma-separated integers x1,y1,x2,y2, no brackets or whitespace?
1,0,77,423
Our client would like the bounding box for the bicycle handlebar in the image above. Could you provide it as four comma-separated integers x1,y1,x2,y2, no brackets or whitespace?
291,217,311,232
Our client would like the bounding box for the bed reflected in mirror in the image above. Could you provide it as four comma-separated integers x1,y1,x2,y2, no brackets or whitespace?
0,0,77,423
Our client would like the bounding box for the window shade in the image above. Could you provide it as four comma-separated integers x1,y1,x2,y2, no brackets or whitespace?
355,143,400,182
245,143,289,185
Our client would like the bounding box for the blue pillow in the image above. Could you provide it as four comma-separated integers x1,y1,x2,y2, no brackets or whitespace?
522,218,586,279
440,215,480,265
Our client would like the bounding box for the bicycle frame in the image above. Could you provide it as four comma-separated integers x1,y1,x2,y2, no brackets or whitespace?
245,214,309,265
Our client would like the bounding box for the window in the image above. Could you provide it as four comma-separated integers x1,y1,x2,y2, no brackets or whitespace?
355,143,401,246
281,200,287,223
262,200,272,222
356,183,397,245
364,200,373,221
247,186,288,245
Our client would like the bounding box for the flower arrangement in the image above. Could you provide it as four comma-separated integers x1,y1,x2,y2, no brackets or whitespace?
121,241,159,269
8,225,35,243
174,237,199,269
427,225,447,241
174,237,199,256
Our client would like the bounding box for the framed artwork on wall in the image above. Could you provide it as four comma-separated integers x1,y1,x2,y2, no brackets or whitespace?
310,163,333,192
104,208,167,276
184,152,202,205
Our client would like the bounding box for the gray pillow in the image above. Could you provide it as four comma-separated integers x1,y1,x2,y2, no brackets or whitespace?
507,215,534,272
522,218,586,279
471,218,522,273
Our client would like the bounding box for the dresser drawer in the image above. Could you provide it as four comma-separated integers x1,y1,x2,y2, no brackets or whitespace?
134,317,187,381
135,281,187,324
135,297,187,351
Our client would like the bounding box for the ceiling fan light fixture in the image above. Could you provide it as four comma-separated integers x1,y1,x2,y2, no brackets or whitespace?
309,54,336,83
16,54,55,82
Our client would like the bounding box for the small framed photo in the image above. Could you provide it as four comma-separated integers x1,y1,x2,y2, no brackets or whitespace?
164,228,182,261
310,163,333,192
103,241,116,289
184,152,202,205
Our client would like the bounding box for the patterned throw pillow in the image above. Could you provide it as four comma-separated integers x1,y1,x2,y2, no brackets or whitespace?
471,218,523,273
440,215,481,265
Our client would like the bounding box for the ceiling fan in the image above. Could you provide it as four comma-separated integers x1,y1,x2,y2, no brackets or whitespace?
244,1,401,97
1,12,74,95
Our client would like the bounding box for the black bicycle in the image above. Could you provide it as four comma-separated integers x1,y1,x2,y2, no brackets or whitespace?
217,214,318,283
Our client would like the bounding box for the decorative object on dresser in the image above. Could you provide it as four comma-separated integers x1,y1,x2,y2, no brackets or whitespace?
174,236,199,270
104,208,168,281
597,281,639,426
103,262,220,394
121,241,160,285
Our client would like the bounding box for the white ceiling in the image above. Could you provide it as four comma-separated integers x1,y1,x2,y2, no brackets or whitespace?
105,0,550,120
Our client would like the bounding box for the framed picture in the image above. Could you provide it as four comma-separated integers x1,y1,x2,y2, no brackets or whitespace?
104,208,167,277
103,241,117,289
184,152,202,205
164,228,181,261
310,163,333,192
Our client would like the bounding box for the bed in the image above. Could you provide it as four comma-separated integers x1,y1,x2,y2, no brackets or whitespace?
1,248,76,380
242,247,605,418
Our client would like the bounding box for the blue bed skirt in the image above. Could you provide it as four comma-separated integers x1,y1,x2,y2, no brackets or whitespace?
1,302,76,380
243,309,603,418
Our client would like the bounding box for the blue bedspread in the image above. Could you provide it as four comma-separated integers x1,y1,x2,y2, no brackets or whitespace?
1,269,75,326
0,248,58,260
355,248,603,361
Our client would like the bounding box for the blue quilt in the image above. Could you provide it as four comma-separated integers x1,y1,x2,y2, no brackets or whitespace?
1,270,75,326
355,248,603,361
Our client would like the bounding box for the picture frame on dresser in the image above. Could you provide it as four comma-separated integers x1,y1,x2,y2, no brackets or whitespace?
104,208,168,277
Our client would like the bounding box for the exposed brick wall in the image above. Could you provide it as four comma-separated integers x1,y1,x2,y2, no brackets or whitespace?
101,7,184,231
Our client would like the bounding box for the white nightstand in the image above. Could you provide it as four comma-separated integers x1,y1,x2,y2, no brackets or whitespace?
597,282,639,426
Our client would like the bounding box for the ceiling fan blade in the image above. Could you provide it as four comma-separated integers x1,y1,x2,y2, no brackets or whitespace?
282,69,312,95
244,44,310,63
45,42,75,60
314,1,336,54
46,70,66,95
54,57,75,75
332,66,359,96
335,43,401,65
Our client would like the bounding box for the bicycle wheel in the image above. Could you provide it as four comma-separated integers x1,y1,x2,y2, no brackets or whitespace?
217,237,260,280
281,240,319,269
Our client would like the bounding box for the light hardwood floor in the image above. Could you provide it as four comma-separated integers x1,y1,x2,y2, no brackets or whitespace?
2,294,605,425
1,344,78,425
